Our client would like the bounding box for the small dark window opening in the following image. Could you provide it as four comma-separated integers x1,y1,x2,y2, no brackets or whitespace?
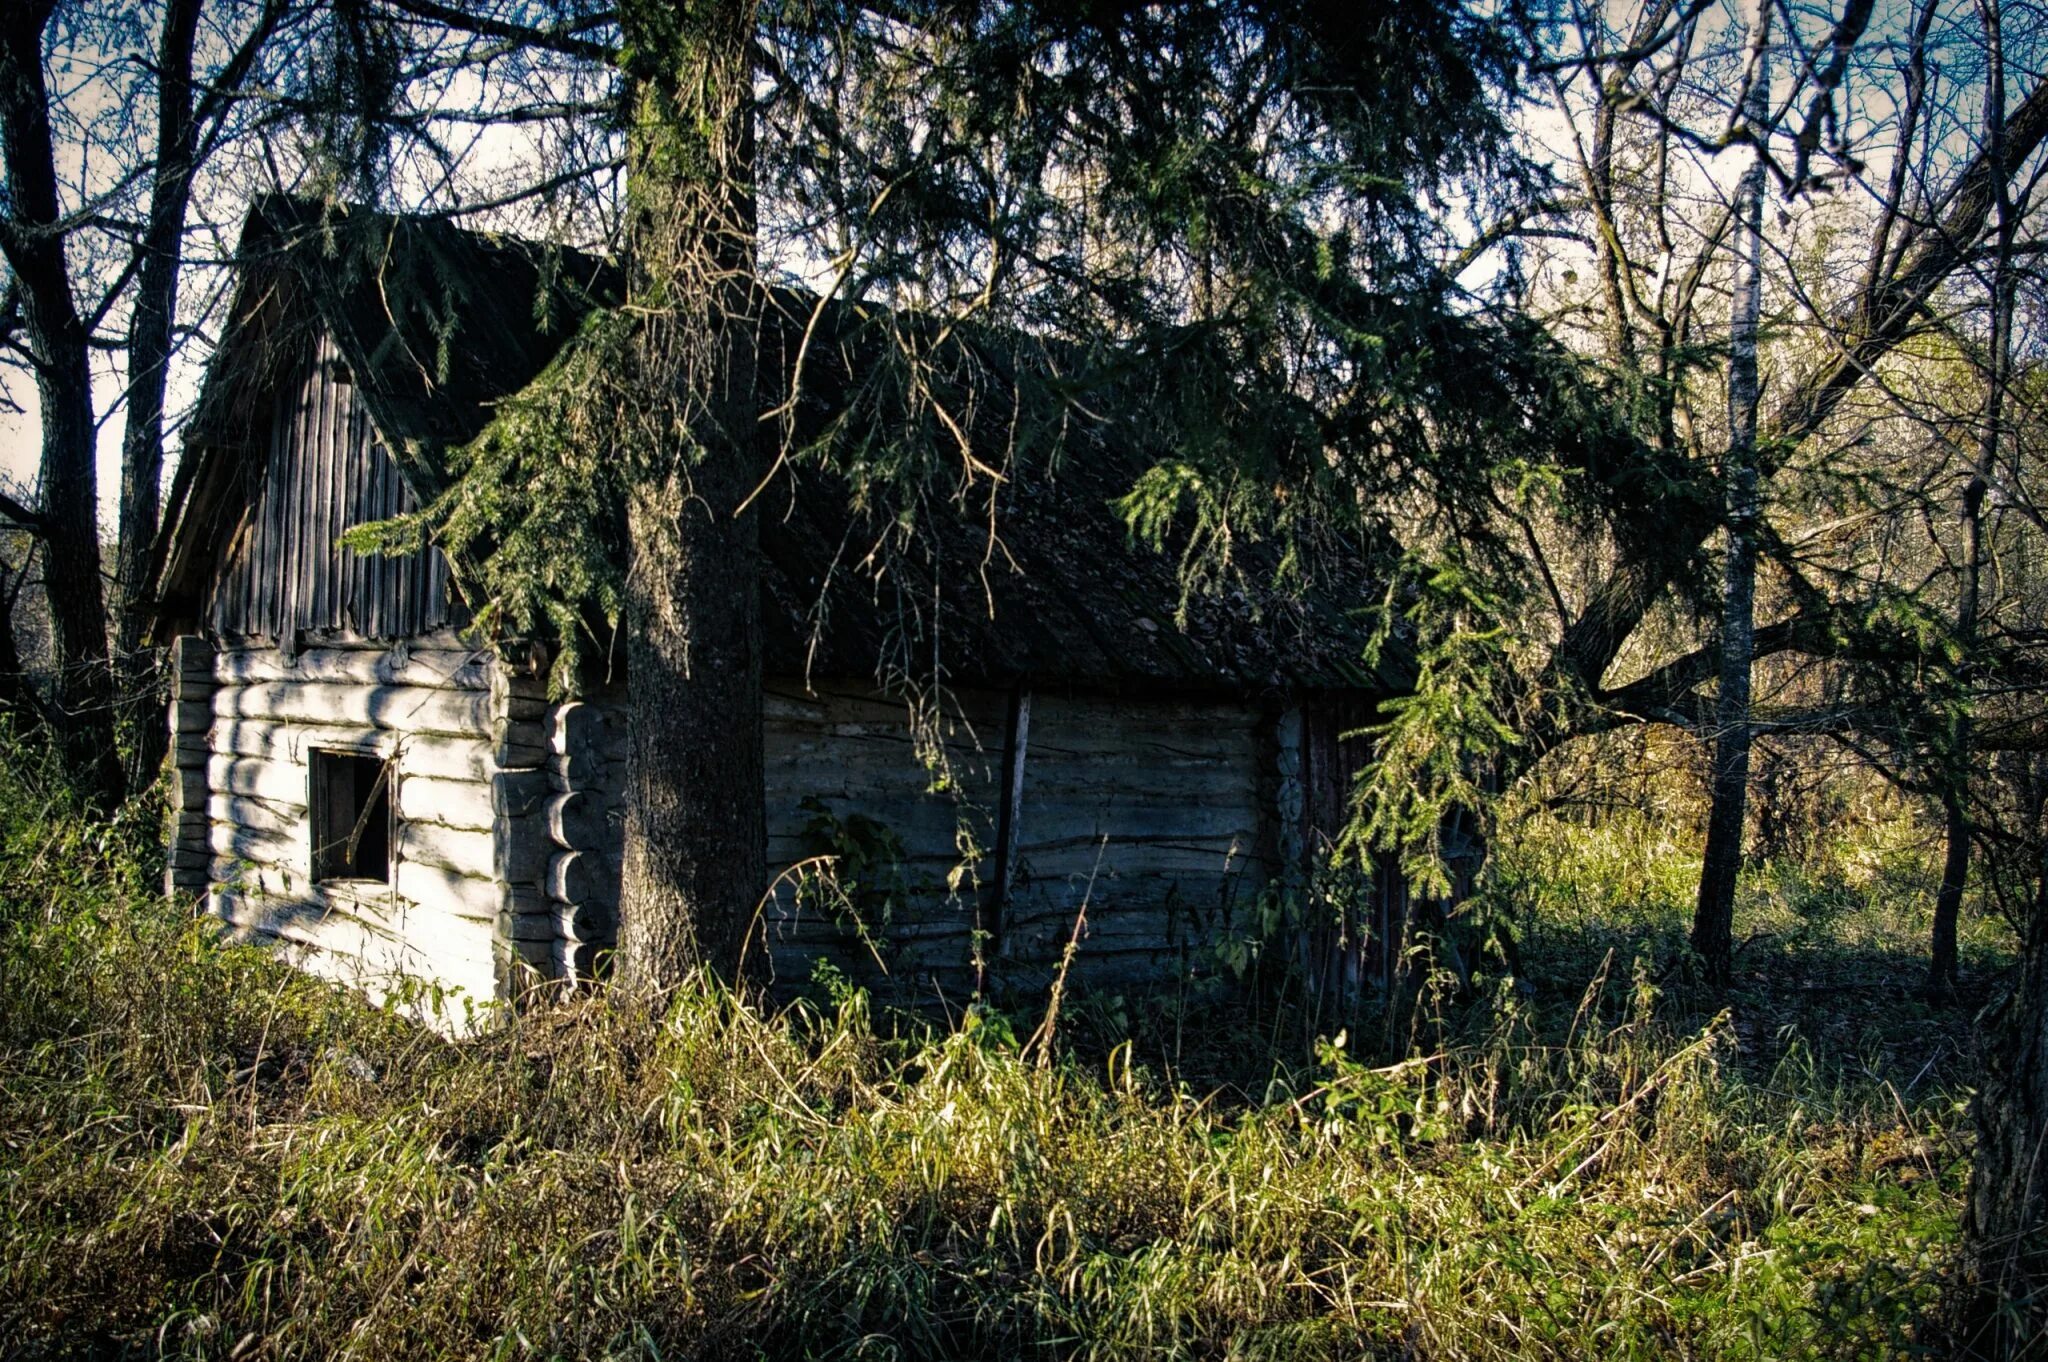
327,357,353,386
311,750,392,883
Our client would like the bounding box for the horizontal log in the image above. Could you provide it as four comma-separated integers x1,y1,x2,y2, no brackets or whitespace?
547,701,610,756
763,792,995,844
493,718,547,769
1014,804,1260,845
1004,915,1212,949
499,934,554,973
764,727,1001,777
214,644,495,693
394,771,551,831
553,898,614,945
171,768,208,811
762,681,1008,730
547,750,604,785
552,938,598,983
209,792,302,836
216,681,494,738
392,821,493,881
209,820,305,872
394,820,547,886
1016,847,1273,885
207,753,308,808
546,849,613,906
395,775,493,831
499,907,555,943
762,918,973,951
545,790,604,850
394,859,531,923
172,635,213,675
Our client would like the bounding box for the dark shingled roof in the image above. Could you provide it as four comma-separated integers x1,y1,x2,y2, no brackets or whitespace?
155,198,1400,695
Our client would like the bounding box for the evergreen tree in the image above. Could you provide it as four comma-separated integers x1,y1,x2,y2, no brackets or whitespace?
345,0,1543,994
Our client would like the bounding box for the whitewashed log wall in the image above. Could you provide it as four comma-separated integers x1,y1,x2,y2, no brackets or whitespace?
171,632,553,1031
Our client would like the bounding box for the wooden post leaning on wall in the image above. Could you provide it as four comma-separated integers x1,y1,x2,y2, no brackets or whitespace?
979,685,1032,993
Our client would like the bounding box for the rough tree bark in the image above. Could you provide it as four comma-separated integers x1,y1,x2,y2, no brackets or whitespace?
0,2,123,808
114,0,205,792
1956,846,2048,1354
1692,2,1770,986
612,0,766,996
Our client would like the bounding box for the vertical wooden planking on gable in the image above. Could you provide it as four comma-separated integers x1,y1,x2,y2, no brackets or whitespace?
344,379,364,635
265,375,289,634
359,420,377,639
311,336,332,631
287,339,311,636
364,423,385,639
205,331,463,644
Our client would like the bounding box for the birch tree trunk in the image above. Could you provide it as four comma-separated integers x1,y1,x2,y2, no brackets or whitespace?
1930,0,2014,1002
612,0,766,997
1953,1,2048,1344
1692,2,1771,986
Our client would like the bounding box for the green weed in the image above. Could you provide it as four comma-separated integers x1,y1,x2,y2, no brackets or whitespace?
0,775,1986,1359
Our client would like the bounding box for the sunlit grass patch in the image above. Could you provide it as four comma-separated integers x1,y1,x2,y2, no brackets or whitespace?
0,775,1986,1359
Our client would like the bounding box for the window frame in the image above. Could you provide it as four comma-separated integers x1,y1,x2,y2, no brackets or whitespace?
308,747,395,886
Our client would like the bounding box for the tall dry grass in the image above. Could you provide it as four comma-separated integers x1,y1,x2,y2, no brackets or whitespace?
0,768,1977,1359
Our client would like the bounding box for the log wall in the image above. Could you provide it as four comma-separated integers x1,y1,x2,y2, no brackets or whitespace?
529,679,1006,1005
180,633,549,1032
179,648,1298,1019
758,680,1003,1003
536,694,626,985
1001,692,1278,991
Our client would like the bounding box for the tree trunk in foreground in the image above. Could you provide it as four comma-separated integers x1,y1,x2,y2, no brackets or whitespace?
0,4,123,809
612,0,766,997
1955,855,2048,1355
1693,3,1770,988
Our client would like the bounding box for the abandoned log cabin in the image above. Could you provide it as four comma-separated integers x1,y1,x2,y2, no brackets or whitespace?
149,198,1411,1028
